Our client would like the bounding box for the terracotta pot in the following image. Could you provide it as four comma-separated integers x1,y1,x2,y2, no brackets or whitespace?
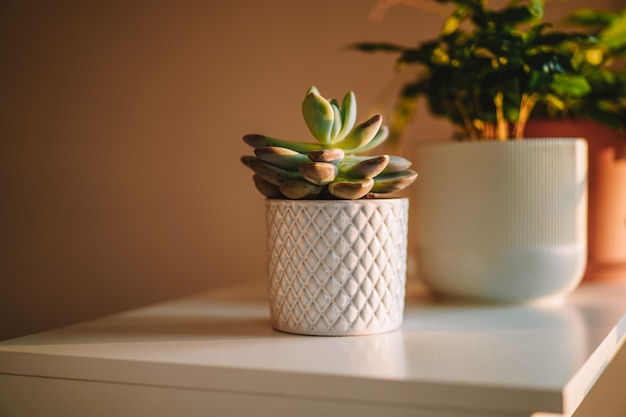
525,119,626,282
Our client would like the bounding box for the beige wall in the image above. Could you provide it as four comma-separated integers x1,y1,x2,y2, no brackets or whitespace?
0,0,620,340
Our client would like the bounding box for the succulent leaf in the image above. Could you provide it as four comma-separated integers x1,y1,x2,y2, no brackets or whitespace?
333,90,357,143
241,156,301,185
244,134,323,153
339,155,390,179
255,147,309,171
302,90,334,145
371,170,418,193
307,148,345,163
330,100,343,141
333,115,383,152
253,175,283,199
342,154,412,174
279,180,323,199
382,155,412,173
328,179,374,199
299,162,339,185
351,125,389,154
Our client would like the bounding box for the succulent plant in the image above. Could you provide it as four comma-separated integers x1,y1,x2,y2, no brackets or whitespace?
241,86,418,200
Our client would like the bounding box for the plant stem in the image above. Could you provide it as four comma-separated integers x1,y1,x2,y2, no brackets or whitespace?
495,91,509,140
513,93,540,139
454,99,479,139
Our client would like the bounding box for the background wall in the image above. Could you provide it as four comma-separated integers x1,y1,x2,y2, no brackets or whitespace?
0,0,620,340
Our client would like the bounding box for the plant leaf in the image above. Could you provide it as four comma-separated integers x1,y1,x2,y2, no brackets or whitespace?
302,88,334,145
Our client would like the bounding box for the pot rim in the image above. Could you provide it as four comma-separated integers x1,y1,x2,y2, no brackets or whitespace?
415,137,587,149
265,196,409,204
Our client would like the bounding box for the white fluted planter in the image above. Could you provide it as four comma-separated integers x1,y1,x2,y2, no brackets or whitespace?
413,139,588,303
266,198,409,336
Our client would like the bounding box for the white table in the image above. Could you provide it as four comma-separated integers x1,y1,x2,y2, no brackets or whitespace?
1,282,625,417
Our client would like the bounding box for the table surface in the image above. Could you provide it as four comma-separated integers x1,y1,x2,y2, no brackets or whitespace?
1,282,626,417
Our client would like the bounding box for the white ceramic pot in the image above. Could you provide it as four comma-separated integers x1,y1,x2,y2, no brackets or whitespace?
266,198,409,336
413,139,588,303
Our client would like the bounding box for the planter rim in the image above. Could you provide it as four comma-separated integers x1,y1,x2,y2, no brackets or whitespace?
265,197,408,204
415,138,586,149
528,117,626,129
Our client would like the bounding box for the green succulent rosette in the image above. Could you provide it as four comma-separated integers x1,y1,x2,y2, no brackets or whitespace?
241,86,417,200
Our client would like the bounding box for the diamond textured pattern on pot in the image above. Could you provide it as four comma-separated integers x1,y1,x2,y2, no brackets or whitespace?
266,199,408,336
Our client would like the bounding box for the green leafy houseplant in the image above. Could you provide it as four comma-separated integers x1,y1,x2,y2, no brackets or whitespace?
532,8,626,131
241,86,417,200
353,0,596,142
